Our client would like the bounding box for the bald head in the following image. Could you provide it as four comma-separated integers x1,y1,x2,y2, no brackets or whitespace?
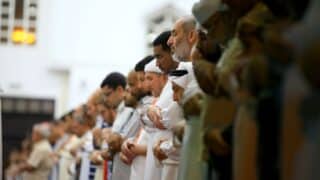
180,16,197,34
88,89,102,105
87,88,104,117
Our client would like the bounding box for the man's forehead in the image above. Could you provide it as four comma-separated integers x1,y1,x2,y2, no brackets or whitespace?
128,72,138,80
145,72,156,77
101,86,113,93
136,71,145,77
173,20,184,32
137,72,145,81
153,44,164,53
128,76,138,84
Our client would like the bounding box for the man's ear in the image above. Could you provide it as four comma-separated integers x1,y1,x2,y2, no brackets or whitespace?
188,30,198,45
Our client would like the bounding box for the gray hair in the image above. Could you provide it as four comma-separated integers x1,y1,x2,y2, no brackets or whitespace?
34,123,51,138
181,16,197,33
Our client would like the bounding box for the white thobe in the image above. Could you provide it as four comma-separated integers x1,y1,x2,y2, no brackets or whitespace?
112,101,135,180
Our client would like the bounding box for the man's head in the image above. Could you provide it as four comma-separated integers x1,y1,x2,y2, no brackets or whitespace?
100,72,126,108
192,0,236,45
167,16,198,60
49,121,66,144
31,122,51,143
134,55,154,96
144,60,167,97
125,70,139,107
98,103,116,125
59,110,75,133
71,105,96,137
169,70,188,103
153,31,178,74
87,88,102,117
191,29,222,63
127,70,141,99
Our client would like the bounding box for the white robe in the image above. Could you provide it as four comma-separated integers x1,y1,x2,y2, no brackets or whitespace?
111,101,135,180
130,129,149,180
152,62,194,180
58,135,80,180
140,96,162,180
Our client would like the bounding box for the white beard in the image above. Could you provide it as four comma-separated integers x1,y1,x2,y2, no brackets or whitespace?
172,53,183,62
174,38,191,61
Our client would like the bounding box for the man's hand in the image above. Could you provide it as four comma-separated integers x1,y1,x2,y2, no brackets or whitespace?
70,147,78,157
102,128,112,140
100,149,111,160
204,128,230,156
90,151,103,165
107,132,123,154
121,140,136,160
147,107,166,130
120,152,132,165
153,139,168,161
50,152,60,164
172,121,186,143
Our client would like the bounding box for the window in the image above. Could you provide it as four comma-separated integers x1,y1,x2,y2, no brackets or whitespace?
0,0,38,45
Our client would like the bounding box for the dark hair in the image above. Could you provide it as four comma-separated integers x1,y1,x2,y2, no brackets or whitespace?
152,31,171,52
134,55,154,72
100,72,126,89
59,109,75,122
169,69,188,77
262,0,310,20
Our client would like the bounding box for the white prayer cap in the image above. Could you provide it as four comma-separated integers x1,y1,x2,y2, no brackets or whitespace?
169,67,203,105
192,0,229,25
169,70,189,89
182,82,203,105
33,122,51,138
145,60,163,74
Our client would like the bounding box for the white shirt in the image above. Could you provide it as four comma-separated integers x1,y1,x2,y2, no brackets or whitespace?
111,101,135,180
112,101,134,134
120,110,141,138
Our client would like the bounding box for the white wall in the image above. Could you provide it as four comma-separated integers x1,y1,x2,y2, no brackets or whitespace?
0,0,198,117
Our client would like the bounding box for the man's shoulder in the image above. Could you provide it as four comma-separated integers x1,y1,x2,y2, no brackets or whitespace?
33,140,52,153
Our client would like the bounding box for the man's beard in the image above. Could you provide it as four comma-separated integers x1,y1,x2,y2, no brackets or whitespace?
173,39,191,61
136,91,151,100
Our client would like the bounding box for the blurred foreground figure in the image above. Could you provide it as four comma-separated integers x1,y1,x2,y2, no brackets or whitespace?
281,0,320,180
11,122,54,180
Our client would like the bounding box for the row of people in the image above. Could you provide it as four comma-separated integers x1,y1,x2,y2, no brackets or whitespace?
6,0,320,179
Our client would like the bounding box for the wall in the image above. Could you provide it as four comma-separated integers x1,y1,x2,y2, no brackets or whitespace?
0,0,198,117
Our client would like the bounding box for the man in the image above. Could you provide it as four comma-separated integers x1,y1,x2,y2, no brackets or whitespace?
87,88,108,129
143,59,168,180
151,31,186,180
86,89,115,180
70,105,97,180
53,110,81,180
192,1,237,180
120,70,148,180
48,120,68,180
120,55,154,180
166,16,206,180
100,72,135,180
13,122,54,180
